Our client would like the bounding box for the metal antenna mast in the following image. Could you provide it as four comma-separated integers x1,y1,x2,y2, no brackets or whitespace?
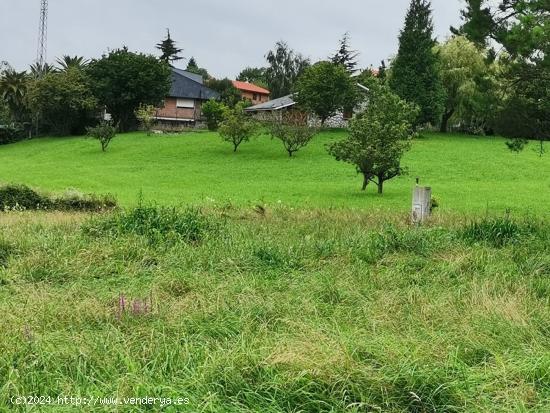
37,0,48,67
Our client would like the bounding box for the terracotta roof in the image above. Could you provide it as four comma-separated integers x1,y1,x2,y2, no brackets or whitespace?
232,80,270,95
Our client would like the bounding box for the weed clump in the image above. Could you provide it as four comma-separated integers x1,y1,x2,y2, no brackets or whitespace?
83,204,215,244
461,216,537,247
0,184,49,211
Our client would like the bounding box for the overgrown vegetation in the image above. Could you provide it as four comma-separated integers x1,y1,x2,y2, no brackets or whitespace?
0,184,116,212
0,208,549,411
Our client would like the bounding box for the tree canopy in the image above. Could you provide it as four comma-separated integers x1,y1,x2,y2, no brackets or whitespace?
328,83,418,193
87,48,171,131
265,41,310,99
294,61,359,125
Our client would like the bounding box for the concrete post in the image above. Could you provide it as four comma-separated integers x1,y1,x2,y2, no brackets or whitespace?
412,186,432,224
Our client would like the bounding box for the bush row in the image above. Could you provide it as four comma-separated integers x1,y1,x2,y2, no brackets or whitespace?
0,184,116,212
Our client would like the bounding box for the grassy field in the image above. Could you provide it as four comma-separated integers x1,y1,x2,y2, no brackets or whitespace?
0,207,549,412
0,130,548,214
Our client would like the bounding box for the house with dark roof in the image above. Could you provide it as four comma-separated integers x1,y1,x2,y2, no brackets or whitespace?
231,80,270,105
155,68,220,126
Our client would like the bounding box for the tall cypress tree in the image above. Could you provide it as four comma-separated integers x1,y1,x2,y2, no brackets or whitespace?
389,0,445,126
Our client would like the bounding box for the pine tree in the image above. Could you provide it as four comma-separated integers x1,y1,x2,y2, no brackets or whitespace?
450,0,494,47
389,0,445,127
186,57,198,71
156,29,183,64
330,33,359,74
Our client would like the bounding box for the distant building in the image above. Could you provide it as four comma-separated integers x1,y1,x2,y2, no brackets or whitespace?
155,68,219,126
231,80,270,105
245,83,369,128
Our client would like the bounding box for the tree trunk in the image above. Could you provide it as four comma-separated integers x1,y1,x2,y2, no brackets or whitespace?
362,174,369,191
377,178,383,194
440,109,454,133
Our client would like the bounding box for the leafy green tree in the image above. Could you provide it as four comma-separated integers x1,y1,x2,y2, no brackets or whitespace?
0,69,29,123
87,48,171,131
457,0,549,147
27,68,97,135
237,67,268,89
330,32,359,74
269,113,318,157
56,55,89,71
265,41,310,98
156,29,184,63
327,85,419,193
186,57,210,79
294,61,358,126
389,0,445,127
435,36,488,132
218,102,257,152
202,99,227,131
134,104,157,136
206,78,242,107
87,120,117,152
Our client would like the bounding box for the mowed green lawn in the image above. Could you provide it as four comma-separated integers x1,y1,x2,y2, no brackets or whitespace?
0,130,548,213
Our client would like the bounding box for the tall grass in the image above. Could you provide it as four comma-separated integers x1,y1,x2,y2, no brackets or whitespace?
0,208,549,412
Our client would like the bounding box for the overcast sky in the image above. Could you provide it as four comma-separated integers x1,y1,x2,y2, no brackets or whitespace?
0,0,464,78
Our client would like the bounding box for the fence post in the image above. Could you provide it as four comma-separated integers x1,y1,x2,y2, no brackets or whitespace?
412,186,432,224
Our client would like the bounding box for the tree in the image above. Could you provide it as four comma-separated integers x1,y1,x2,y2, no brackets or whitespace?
269,113,318,157
455,0,549,147
134,104,157,136
218,103,257,152
435,36,488,132
451,0,495,47
265,41,310,98
294,61,358,126
0,69,29,123
237,67,268,88
327,85,419,194
27,68,97,135
330,32,359,74
56,55,89,71
202,99,227,131
87,120,117,152
29,62,55,78
389,0,445,127
186,57,209,79
156,29,184,63
87,48,171,131
206,78,242,107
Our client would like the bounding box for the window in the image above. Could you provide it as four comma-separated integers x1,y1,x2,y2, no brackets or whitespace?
253,93,258,101
176,99,195,108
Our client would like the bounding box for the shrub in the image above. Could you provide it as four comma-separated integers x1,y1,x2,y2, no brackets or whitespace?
0,184,117,212
52,189,117,212
0,124,25,145
0,184,50,211
84,204,214,244
134,104,157,136
87,120,117,152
